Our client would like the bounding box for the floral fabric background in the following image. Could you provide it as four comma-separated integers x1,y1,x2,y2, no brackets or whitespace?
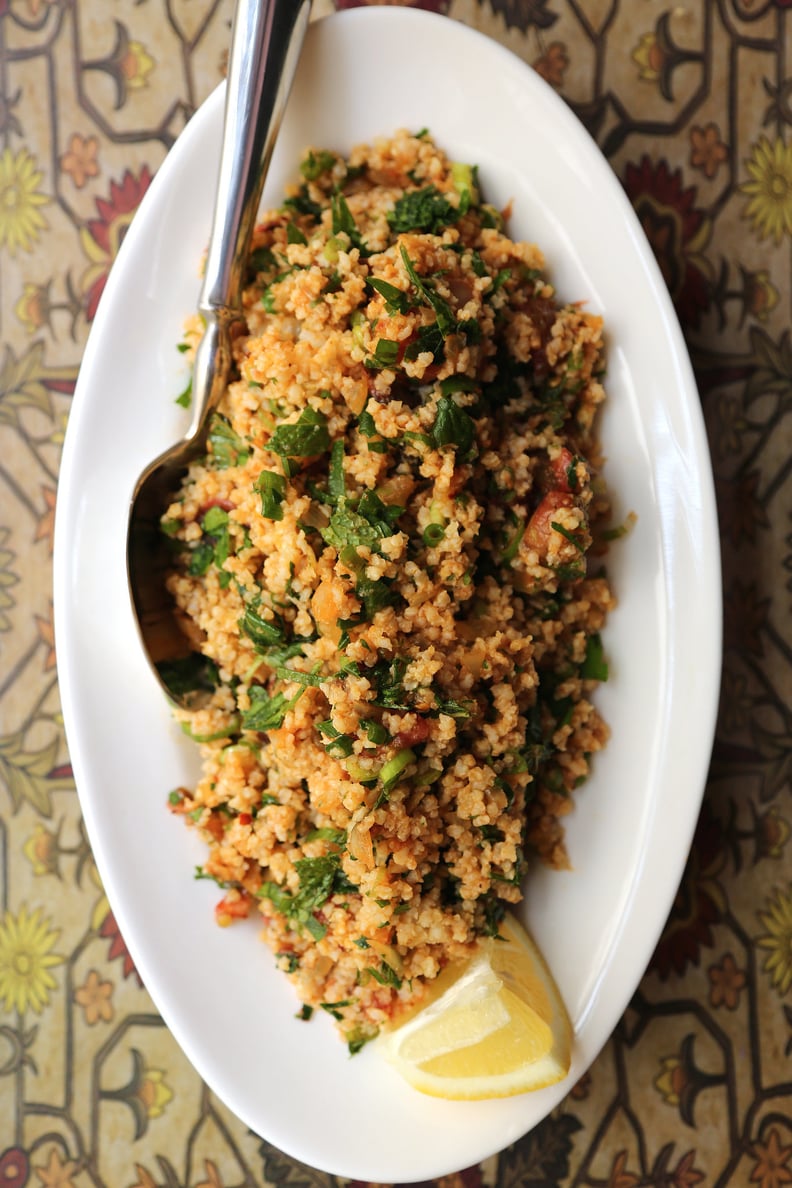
1,0,791,1185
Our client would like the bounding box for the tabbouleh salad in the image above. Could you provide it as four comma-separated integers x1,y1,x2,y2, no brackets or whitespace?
162,129,616,1053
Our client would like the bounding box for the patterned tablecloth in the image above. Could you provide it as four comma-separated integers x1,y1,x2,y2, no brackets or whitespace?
1,0,791,1184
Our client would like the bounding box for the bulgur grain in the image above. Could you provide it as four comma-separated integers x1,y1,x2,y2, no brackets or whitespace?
164,130,615,1051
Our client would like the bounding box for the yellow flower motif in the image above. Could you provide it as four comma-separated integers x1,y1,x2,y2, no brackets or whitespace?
121,41,155,90
740,268,780,324
757,884,792,995
0,904,64,1015
654,1055,684,1105
0,146,50,255
632,32,664,82
741,136,792,244
136,1067,173,1119
22,822,61,877
14,280,53,334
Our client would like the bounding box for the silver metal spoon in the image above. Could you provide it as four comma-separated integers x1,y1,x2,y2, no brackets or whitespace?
127,0,312,707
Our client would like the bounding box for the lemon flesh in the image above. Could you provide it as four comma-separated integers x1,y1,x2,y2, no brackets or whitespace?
379,914,572,1100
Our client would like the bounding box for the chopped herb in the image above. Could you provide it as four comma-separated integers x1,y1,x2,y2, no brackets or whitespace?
242,684,304,731
248,246,277,275
479,204,504,231
317,720,355,758
320,494,397,555
277,951,301,973
432,394,476,456
320,999,352,1020
372,657,411,710
329,440,346,502
365,962,403,989
354,937,371,949
259,852,344,940
499,516,525,565
357,409,379,438
480,892,506,937
373,337,400,368
362,719,390,745
175,377,192,408
581,632,609,682
305,826,347,845
239,605,284,649
368,276,411,314
551,520,585,552
331,191,367,254
301,149,336,180
387,185,458,235
275,664,324,688
286,221,308,246
296,1004,314,1021
255,470,287,520
283,192,323,219
355,574,398,619
208,412,250,469
400,246,456,337
479,824,504,843
491,268,512,293
403,322,444,364
193,865,229,886
439,374,479,397
434,696,471,720
268,406,330,463
347,1029,374,1056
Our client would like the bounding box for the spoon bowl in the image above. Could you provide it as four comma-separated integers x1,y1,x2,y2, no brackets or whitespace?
126,0,311,708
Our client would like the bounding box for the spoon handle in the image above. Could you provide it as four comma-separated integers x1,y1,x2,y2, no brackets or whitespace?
187,0,312,441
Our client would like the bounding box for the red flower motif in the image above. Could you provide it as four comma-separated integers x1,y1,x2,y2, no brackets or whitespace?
650,800,727,979
79,166,152,320
623,155,712,330
0,1148,30,1188
99,908,143,986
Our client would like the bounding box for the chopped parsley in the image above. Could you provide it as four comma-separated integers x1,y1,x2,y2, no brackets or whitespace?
432,394,476,457
400,246,456,337
208,413,249,468
242,684,305,732
259,852,352,941
581,632,609,682
387,185,458,235
368,276,411,314
301,149,336,181
255,470,287,520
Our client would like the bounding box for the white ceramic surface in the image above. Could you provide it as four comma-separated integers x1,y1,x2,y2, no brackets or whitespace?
54,7,721,1182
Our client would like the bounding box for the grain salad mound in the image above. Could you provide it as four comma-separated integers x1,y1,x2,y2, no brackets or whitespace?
163,129,615,1054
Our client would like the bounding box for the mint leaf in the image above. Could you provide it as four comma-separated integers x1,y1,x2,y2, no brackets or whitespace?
268,406,330,461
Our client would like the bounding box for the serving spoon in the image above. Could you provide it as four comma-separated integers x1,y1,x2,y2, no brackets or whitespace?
127,0,312,708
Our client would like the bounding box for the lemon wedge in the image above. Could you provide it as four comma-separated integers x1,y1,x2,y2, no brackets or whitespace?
379,913,572,1100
